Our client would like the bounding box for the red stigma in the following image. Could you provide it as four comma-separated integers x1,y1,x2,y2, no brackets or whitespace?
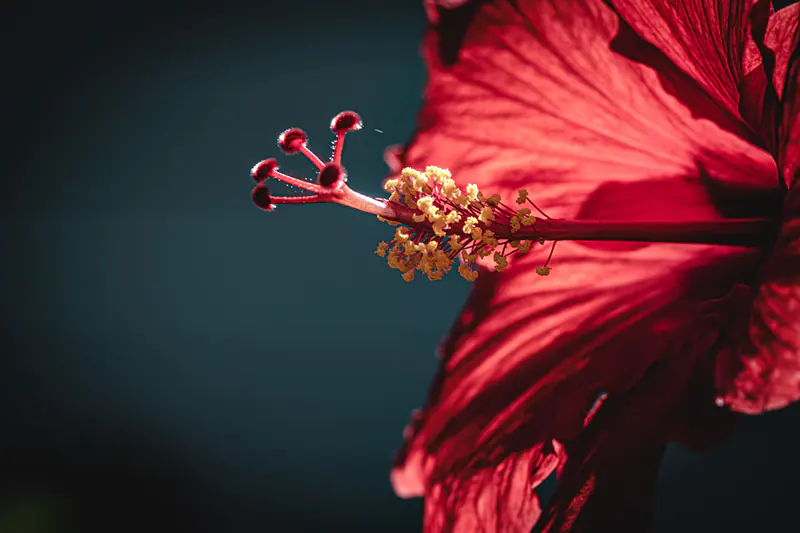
251,158,279,183
249,111,388,214
251,184,276,211
318,162,346,188
330,111,363,134
278,128,308,155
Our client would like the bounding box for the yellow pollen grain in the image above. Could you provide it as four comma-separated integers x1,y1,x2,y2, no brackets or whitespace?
482,230,497,247
458,263,479,282
395,226,410,242
478,206,495,223
463,216,479,235
493,252,508,272
445,210,462,225
466,184,479,202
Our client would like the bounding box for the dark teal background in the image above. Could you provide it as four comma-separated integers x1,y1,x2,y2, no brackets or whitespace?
1,1,798,532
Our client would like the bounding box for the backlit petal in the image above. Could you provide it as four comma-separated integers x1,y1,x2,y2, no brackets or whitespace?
389,0,800,530
392,0,781,531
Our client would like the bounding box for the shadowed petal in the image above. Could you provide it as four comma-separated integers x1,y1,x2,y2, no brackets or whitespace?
534,348,709,533
718,16,800,412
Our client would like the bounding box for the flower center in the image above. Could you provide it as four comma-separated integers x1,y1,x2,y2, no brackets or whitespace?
250,112,775,281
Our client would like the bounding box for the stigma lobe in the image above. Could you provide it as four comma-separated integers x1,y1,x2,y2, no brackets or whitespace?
278,128,308,154
330,111,363,134
318,162,346,188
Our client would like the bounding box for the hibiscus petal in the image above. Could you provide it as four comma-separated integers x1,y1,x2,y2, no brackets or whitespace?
765,2,800,100
716,12,800,413
739,2,799,154
534,351,704,533
392,0,782,530
607,0,757,123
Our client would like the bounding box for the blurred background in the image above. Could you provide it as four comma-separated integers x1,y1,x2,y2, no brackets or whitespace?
1,1,798,532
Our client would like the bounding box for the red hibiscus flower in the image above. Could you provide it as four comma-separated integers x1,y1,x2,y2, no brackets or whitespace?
250,0,799,531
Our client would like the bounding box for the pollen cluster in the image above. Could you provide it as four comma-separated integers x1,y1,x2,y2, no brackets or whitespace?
374,166,545,282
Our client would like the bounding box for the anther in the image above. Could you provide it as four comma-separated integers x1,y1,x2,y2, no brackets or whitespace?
251,158,279,183
318,162,346,188
252,185,276,212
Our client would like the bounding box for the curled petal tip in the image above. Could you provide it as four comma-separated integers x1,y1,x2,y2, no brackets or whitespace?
252,185,276,211
318,162,347,188
330,111,362,134
278,128,308,154
251,158,279,183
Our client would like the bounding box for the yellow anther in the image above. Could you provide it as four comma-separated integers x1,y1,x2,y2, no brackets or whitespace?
454,195,471,207
395,227,410,242
384,178,400,192
425,166,451,185
445,210,462,225
485,193,501,206
417,196,438,217
463,216,479,235
462,252,478,263
510,215,521,233
510,240,532,253
478,206,495,224
493,252,508,272
516,189,528,205
458,263,479,282
413,213,427,223
482,230,498,247
476,247,492,259
402,270,416,282
441,179,460,200
466,184,480,202
470,226,483,240
535,266,552,276
450,239,464,252
432,218,447,237
375,242,389,257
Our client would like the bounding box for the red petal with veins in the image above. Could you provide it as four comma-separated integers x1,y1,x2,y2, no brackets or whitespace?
608,0,758,123
390,0,792,531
